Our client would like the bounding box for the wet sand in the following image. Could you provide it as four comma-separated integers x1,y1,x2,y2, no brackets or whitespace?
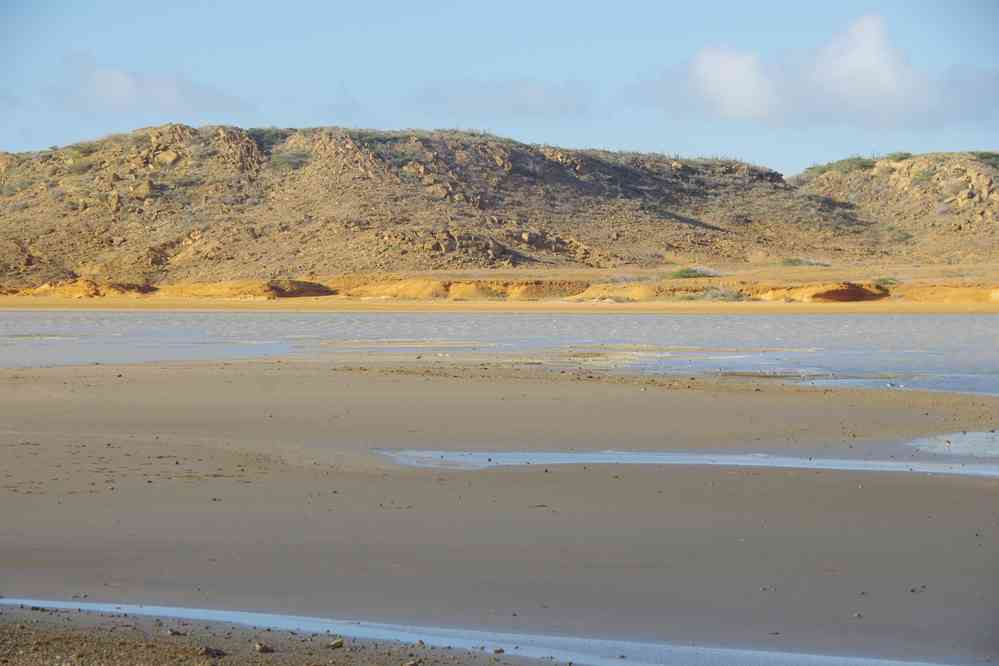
2,360,998,663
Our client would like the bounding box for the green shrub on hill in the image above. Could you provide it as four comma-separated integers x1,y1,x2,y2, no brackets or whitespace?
248,127,294,153
802,156,878,179
970,151,999,170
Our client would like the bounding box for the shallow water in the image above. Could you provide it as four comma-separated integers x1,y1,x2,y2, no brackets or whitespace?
906,430,999,457
378,448,999,478
1,311,997,393
0,598,945,666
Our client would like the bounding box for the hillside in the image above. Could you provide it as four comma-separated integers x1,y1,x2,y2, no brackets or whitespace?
794,152,999,262
0,124,997,292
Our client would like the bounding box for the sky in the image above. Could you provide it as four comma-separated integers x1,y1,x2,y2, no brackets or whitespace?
2,0,998,174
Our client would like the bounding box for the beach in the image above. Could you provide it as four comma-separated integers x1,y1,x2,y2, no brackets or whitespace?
2,353,998,663
4,4,998,663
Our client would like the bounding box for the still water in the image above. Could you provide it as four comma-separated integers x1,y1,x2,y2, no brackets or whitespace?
1,311,997,394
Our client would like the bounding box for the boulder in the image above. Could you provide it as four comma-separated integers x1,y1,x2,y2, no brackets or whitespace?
154,150,180,166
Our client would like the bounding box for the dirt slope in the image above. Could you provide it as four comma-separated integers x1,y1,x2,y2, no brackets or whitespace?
1,125,997,291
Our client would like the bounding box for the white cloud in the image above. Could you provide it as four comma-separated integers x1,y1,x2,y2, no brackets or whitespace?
683,14,998,129
55,55,249,115
804,14,926,122
690,47,777,120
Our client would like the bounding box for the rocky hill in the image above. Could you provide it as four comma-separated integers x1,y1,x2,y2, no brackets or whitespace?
0,124,996,291
793,152,999,263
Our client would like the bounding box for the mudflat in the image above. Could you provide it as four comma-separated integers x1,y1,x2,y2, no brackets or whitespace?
2,359,998,663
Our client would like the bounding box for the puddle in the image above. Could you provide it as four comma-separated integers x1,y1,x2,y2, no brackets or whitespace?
0,598,944,666
906,431,999,457
377,450,999,478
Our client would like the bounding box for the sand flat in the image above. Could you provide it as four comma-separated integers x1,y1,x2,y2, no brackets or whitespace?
2,359,998,663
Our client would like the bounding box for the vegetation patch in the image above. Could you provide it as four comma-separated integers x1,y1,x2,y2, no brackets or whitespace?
678,287,746,301
65,159,95,175
911,169,935,187
874,276,899,289
189,142,218,160
970,151,999,170
669,267,715,279
64,141,101,158
270,150,311,171
881,225,914,243
801,156,879,179
1,179,32,197
248,127,295,153
781,257,831,267
171,175,203,188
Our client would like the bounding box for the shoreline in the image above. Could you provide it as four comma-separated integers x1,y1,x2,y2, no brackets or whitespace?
0,599,949,666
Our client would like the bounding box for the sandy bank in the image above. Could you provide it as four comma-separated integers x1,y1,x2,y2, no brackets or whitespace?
2,293,999,313
4,265,999,312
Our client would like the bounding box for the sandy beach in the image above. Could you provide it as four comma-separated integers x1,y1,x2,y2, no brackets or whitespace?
3,358,998,663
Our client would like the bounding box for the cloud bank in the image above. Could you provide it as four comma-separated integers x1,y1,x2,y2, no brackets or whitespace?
53,55,250,116
684,14,999,129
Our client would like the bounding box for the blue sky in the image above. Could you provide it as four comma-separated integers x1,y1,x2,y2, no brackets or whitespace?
2,0,997,174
